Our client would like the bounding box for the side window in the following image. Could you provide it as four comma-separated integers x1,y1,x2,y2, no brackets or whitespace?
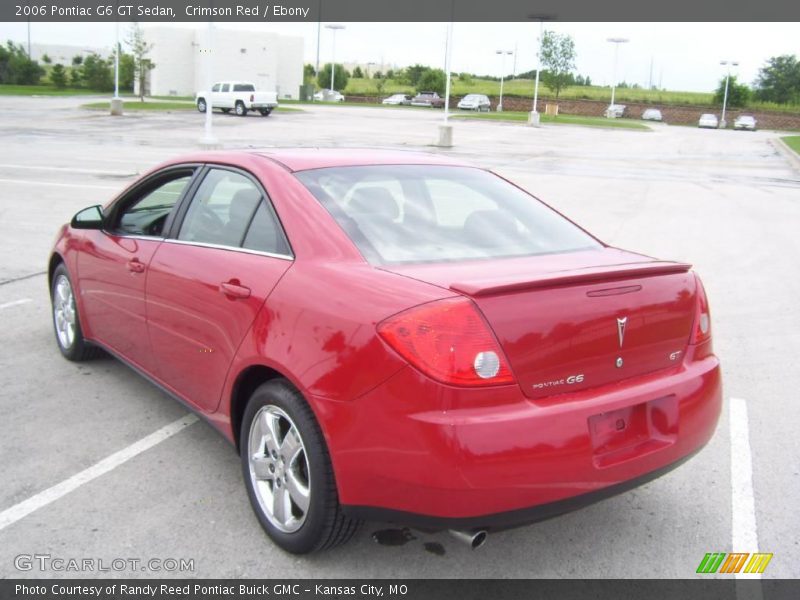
211,84,221,92
117,174,192,237
243,202,291,256
221,83,230,92
178,169,262,248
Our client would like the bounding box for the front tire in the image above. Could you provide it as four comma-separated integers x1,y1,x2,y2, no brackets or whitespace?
241,380,360,554
235,101,247,117
196,98,207,113
51,264,99,362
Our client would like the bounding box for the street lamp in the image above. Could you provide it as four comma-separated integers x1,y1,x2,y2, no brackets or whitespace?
325,24,345,97
495,50,513,112
110,3,123,116
200,22,218,148
526,13,554,127
720,60,739,128
606,37,629,117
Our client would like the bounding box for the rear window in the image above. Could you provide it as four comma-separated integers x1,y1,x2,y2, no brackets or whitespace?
295,165,600,264
233,83,255,92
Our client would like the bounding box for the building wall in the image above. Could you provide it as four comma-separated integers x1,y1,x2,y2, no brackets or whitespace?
145,27,303,99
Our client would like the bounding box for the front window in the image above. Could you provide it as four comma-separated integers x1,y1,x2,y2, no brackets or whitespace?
295,165,600,264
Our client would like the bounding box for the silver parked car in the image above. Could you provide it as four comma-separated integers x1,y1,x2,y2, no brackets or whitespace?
382,93,412,106
605,104,626,118
733,115,757,131
642,108,663,121
698,113,719,129
457,94,491,112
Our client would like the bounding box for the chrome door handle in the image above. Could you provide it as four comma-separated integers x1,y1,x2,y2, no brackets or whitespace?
220,281,251,299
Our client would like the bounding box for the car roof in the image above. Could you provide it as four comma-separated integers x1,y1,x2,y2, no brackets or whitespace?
255,148,466,172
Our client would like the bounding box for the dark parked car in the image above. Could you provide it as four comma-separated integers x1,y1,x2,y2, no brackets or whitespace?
411,91,445,108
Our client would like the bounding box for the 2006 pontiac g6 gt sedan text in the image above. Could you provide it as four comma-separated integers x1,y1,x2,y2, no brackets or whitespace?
49,149,722,553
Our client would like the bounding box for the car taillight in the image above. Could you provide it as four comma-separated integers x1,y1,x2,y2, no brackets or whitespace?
690,274,712,344
250,94,254,102
377,297,515,386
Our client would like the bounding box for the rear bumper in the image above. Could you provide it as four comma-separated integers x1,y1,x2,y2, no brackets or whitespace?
316,347,722,526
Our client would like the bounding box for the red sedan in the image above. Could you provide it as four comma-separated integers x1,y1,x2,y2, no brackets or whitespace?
49,149,721,553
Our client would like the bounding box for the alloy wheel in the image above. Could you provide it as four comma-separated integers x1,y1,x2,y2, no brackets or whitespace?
53,274,76,350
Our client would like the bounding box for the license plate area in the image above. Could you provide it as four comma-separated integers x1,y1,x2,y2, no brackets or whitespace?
588,395,678,468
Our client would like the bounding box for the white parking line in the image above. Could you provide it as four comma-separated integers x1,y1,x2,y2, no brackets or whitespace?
0,299,32,310
0,414,198,532
730,397,761,580
0,178,120,190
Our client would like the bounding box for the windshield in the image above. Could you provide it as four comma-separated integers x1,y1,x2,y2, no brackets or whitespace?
295,165,600,264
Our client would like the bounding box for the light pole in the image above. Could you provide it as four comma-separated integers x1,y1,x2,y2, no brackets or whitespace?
200,21,218,148
325,24,345,97
720,60,738,128
495,50,513,112
435,19,454,147
606,37,629,116
527,14,553,127
110,15,123,115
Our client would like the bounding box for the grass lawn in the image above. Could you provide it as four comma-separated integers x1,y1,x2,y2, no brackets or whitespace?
81,100,303,113
782,136,800,155
0,84,100,96
451,111,650,130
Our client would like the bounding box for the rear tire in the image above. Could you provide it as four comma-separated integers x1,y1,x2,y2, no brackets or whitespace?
259,108,273,116
51,264,100,362
241,379,360,553
235,101,247,117
196,98,207,113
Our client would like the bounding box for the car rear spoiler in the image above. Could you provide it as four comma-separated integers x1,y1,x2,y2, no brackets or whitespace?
450,261,692,297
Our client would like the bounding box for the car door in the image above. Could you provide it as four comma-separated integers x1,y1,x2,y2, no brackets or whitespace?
77,167,197,374
218,83,232,108
145,166,293,412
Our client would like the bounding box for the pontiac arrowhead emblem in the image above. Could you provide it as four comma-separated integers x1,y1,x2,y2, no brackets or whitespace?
617,317,627,348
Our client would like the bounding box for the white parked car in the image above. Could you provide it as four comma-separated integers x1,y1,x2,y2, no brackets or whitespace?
605,104,626,118
314,89,345,102
642,108,663,121
457,94,491,111
382,94,412,106
195,81,278,117
698,114,719,129
734,115,757,131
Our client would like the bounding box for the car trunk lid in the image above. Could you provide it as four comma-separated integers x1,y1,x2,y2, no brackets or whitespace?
382,248,697,399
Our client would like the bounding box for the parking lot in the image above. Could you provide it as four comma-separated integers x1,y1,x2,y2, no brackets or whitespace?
0,95,798,578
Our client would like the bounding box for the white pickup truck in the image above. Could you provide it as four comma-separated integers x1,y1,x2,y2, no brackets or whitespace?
195,81,278,117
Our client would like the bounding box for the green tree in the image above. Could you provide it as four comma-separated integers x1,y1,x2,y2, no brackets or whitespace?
50,63,67,88
540,30,576,101
42,53,51,64
126,23,154,101
352,65,364,78
317,63,349,92
400,64,429,87
303,63,316,84
417,68,446,95
71,55,83,66
375,77,386,95
755,55,800,105
385,69,395,79
714,74,750,107
373,70,383,79
69,67,82,87
119,53,135,92
0,42,44,85
81,53,113,91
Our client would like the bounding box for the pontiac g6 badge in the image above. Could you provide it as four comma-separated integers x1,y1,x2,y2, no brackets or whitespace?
617,316,627,347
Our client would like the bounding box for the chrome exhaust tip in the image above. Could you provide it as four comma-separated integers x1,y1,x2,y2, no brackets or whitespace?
448,529,488,549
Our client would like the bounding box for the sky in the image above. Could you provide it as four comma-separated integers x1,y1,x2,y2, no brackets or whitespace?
0,21,797,92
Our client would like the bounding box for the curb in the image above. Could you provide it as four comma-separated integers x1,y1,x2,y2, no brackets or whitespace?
769,137,800,172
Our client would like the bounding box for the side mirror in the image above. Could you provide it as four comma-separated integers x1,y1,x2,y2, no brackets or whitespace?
70,205,105,230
